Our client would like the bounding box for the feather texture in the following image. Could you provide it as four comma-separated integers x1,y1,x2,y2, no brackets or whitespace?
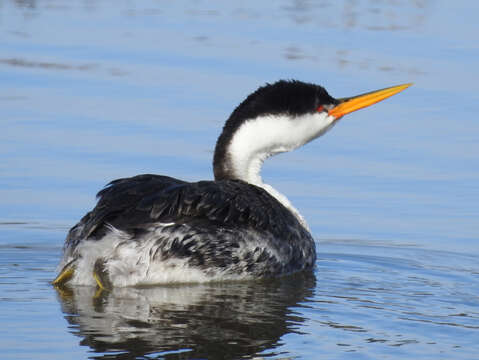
61,174,316,285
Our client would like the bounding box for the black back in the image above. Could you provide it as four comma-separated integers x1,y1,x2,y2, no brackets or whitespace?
66,174,310,251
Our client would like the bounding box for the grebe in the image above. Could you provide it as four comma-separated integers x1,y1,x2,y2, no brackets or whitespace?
53,80,410,288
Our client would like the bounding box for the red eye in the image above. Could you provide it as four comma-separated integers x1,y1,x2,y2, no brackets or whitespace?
317,105,324,112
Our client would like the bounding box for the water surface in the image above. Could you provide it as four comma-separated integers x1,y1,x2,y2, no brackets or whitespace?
1,1,478,359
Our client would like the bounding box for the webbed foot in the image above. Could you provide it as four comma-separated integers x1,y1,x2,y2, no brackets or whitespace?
93,258,113,290
52,260,76,286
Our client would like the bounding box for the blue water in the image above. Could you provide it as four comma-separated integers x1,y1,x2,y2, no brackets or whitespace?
1,1,478,359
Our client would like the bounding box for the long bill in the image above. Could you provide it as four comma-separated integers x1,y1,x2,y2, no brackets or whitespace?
328,83,412,118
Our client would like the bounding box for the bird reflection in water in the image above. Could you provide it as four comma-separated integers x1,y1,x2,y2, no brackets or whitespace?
55,272,315,359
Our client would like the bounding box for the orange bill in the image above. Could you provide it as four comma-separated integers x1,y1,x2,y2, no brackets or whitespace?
328,83,412,118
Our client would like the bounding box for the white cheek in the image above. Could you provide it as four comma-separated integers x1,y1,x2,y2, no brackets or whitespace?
224,111,336,229
228,112,336,179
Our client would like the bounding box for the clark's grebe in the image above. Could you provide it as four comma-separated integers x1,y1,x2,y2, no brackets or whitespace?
53,80,410,288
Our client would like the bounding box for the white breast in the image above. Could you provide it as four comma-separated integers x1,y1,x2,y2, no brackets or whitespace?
226,111,337,228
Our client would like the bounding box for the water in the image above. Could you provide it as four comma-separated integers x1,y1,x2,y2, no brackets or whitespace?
1,0,478,359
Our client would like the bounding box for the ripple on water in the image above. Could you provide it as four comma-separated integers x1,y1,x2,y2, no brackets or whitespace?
307,241,479,358
0,227,478,359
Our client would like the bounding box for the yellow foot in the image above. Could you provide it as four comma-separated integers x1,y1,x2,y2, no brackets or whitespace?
52,260,76,286
93,258,112,290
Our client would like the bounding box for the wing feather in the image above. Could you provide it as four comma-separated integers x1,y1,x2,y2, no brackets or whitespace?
66,174,306,249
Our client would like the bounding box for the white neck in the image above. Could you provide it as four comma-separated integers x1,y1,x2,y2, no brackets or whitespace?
226,112,337,228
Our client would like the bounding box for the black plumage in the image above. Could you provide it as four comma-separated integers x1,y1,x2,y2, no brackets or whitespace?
54,79,410,286
55,80,338,287
66,174,315,277
214,80,337,180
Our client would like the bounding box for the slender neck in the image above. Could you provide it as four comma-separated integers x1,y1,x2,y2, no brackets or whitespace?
213,112,337,229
